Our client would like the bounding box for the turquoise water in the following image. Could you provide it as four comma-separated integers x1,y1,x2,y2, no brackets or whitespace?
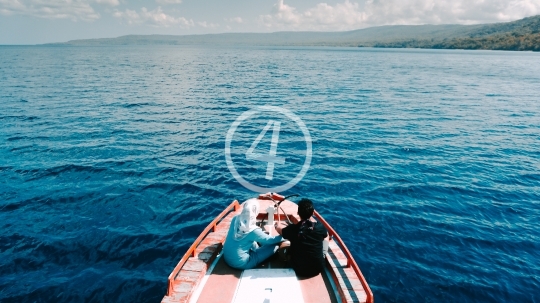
1,45,539,302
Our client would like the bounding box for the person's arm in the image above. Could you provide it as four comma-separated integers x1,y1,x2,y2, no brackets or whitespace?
251,228,283,245
275,221,288,236
278,222,296,240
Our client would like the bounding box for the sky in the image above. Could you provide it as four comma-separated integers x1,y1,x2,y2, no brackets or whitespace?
1,0,539,44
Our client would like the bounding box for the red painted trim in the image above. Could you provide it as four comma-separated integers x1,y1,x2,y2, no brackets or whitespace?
314,210,374,303
166,200,240,296
258,192,285,201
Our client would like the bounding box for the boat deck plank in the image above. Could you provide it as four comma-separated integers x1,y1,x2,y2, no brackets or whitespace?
326,240,368,303
297,272,339,303
195,257,242,303
163,209,240,303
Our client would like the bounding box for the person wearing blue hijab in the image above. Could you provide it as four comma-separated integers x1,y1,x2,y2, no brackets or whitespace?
223,199,283,269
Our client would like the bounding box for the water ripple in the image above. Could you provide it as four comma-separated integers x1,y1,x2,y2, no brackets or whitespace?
0,45,539,302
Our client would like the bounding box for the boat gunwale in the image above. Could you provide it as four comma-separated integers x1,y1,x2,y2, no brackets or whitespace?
314,210,374,303
166,199,240,296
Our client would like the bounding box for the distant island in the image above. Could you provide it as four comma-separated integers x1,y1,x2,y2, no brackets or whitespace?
54,15,540,51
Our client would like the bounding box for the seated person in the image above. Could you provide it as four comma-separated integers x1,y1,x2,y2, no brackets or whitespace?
223,199,283,269
276,198,328,277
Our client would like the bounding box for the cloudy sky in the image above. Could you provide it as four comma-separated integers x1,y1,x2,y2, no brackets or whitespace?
1,0,539,44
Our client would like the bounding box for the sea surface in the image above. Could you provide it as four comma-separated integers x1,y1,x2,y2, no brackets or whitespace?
1,45,539,302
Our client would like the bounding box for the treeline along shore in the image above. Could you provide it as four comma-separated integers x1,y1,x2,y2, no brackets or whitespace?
53,15,540,51
371,15,540,51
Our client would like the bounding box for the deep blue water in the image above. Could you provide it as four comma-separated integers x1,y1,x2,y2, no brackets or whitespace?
1,45,539,302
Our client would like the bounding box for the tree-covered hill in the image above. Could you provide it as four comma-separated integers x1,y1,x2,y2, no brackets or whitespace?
371,15,540,51
55,15,540,51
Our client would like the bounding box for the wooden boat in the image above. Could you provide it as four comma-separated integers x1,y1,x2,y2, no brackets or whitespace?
161,193,373,303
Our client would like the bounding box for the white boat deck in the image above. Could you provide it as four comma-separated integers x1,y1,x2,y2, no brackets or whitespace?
232,268,304,303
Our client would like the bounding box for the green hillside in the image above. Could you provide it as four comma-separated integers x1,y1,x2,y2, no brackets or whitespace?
56,15,540,51
372,15,540,51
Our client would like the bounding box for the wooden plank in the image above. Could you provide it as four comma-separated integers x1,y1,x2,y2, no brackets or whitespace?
172,280,197,293
166,200,240,296
181,258,207,273
163,200,241,303
337,274,365,291
175,269,205,283
315,210,373,303
327,241,348,268
161,295,188,303
218,216,234,228
195,239,222,255
201,232,226,244
325,243,368,303
196,243,221,264
161,295,181,303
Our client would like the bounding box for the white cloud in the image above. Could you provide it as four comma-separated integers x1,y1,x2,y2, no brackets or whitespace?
0,0,26,14
197,21,219,28
113,6,194,27
155,0,182,4
260,0,540,31
225,17,243,23
94,0,119,6
0,0,100,21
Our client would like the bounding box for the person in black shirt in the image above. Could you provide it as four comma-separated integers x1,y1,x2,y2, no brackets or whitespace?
276,198,328,277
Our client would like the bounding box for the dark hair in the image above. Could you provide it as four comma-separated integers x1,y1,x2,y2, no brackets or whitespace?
297,198,314,220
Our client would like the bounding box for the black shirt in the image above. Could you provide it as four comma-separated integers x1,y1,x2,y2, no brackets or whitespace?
282,219,328,277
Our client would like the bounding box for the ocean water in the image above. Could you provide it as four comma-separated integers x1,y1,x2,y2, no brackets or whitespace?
0,45,539,302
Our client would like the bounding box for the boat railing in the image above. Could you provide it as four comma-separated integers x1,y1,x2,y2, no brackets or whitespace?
166,200,240,296
314,210,374,303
